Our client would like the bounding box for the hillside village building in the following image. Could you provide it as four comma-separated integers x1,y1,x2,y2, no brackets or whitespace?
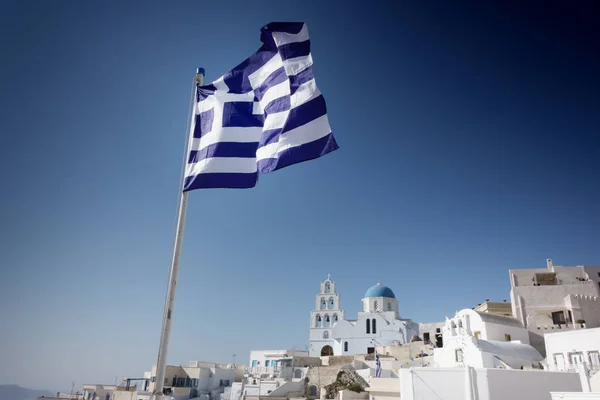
434,308,543,369
309,276,419,357
510,259,600,354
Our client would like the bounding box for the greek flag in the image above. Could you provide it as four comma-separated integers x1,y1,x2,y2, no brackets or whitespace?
375,352,382,377
184,22,338,191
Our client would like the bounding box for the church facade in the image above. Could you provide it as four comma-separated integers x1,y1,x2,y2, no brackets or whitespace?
309,276,419,357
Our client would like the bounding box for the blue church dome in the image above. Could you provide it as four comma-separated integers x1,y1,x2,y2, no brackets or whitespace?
364,283,396,298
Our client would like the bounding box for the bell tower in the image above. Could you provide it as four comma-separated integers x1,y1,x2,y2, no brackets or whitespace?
309,274,345,356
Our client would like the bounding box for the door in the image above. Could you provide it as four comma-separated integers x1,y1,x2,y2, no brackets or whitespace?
554,354,565,371
588,351,600,367
569,352,584,367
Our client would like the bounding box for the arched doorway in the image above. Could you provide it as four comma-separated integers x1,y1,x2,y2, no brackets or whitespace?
321,345,334,356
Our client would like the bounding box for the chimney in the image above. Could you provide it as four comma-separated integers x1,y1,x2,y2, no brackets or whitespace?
547,259,553,269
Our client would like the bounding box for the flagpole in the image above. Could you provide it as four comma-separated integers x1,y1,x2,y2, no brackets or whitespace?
153,68,204,399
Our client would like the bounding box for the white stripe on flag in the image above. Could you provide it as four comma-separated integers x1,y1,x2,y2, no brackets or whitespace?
283,54,312,76
256,114,331,161
263,110,291,131
272,24,310,47
259,79,291,108
191,126,263,151
186,157,258,176
248,54,283,89
290,79,320,107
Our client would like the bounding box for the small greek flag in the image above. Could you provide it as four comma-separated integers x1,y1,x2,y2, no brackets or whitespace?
184,22,338,191
375,352,382,377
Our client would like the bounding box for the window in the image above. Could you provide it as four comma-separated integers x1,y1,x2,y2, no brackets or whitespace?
569,352,584,366
588,351,600,367
323,331,329,339
505,334,511,342
265,360,271,367
387,302,392,311
220,380,230,387
333,314,338,323
329,298,335,309
455,349,464,363
534,272,557,286
366,319,371,334
344,341,348,352
105,394,110,400
321,298,326,310
294,369,302,379
374,301,379,311
436,328,441,333
316,315,322,328
324,315,331,328
325,282,331,293
423,332,430,344
372,318,377,334
552,311,566,325
554,354,566,370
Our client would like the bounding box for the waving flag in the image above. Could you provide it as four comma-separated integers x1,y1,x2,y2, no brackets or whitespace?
184,22,338,190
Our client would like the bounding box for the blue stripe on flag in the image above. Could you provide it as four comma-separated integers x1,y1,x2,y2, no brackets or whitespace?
254,67,287,102
188,142,259,163
184,172,258,190
258,128,281,148
193,109,214,138
257,132,338,174
198,85,216,101
279,40,310,61
265,22,304,34
264,96,291,114
281,95,327,134
222,49,273,93
222,102,264,127
289,67,314,96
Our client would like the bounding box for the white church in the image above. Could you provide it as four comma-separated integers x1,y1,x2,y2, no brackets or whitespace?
309,276,419,356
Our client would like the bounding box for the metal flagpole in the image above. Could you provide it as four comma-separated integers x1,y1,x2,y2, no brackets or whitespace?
152,68,204,399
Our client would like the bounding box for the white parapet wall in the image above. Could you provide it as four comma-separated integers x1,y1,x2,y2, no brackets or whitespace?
339,390,369,400
399,367,582,400
551,394,600,400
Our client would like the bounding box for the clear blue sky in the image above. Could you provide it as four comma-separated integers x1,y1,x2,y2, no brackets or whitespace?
1,0,598,393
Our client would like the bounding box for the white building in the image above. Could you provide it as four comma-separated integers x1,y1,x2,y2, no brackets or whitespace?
418,322,446,348
399,366,583,400
509,259,600,354
434,308,543,369
309,277,418,357
248,350,310,375
545,327,600,373
144,361,243,399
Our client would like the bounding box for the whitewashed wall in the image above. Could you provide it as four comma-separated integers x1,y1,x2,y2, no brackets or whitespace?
399,367,582,400
545,327,600,371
